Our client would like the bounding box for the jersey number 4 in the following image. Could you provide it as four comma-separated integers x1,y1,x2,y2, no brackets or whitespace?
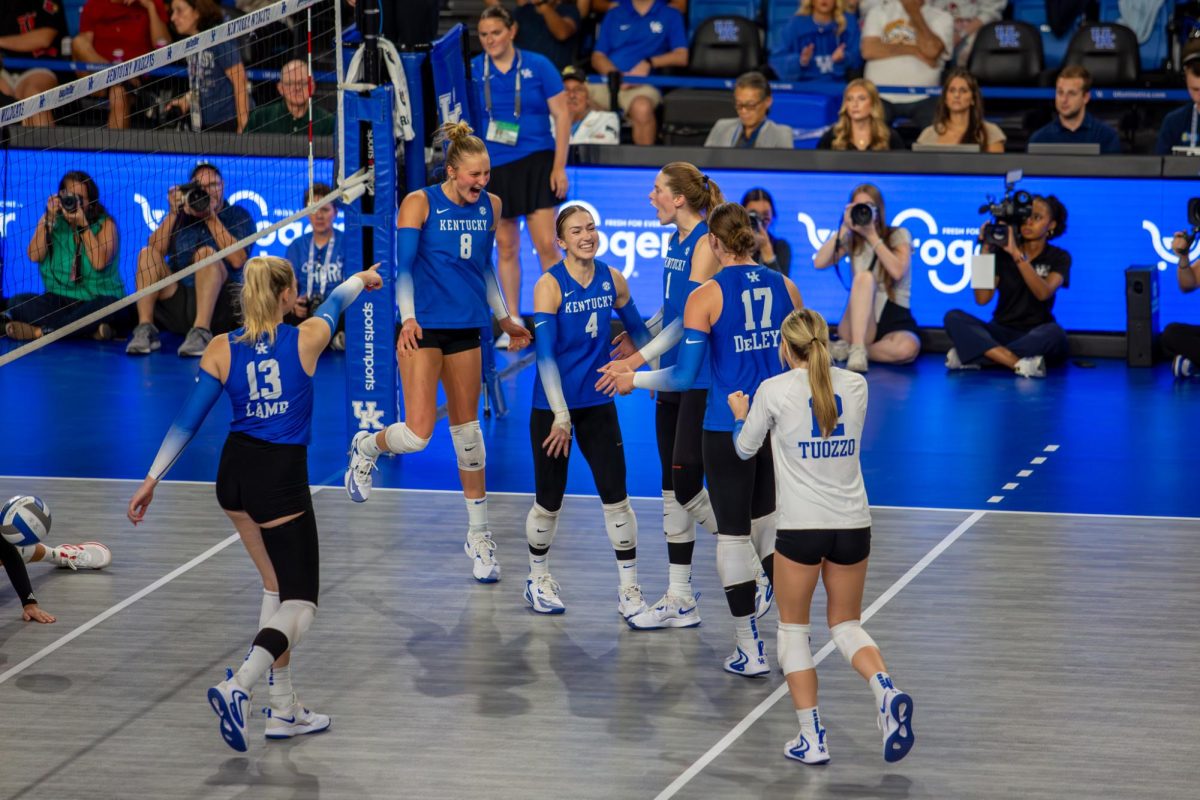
246,359,282,401
809,394,845,437
740,288,773,331
585,311,598,338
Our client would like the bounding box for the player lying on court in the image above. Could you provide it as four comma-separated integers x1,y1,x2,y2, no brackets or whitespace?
129,257,383,752
729,307,915,765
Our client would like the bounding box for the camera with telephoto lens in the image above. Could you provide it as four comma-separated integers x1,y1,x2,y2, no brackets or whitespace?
849,202,876,227
176,181,211,215
979,169,1032,247
57,191,82,215
747,210,762,231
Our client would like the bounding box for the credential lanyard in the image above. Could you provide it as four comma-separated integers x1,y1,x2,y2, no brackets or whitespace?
307,232,335,297
484,49,522,120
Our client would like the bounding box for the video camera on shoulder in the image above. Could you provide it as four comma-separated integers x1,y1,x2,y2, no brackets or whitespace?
979,169,1032,247
176,181,211,216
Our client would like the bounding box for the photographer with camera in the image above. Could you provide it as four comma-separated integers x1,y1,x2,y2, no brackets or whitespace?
3,171,123,341
943,193,1070,378
284,183,345,349
127,163,254,357
812,183,920,373
1162,215,1200,379
742,187,793,276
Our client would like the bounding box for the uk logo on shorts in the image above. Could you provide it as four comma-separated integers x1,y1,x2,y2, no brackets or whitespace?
352,401,385,431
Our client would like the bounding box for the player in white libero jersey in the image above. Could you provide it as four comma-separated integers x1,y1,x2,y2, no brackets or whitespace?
728,307,915,766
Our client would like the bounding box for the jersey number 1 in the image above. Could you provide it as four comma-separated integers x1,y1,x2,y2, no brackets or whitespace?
809,394,845,437
246,359,282,401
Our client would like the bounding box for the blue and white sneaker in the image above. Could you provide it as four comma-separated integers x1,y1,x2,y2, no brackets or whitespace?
1173,355,1193,379
723,637,770,677
465,531,500,583
784,727,830,765
878,687,916,763
754,568,774,619
626,591,701,630
265,703,331,740
207,670,251,752
524,574,565,614
344,431,378,503
617,583,648,620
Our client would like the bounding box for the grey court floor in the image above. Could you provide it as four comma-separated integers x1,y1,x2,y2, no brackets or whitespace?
0,476,1196,800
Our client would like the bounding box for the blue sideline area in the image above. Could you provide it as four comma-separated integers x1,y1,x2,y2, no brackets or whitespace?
1,339,1193,519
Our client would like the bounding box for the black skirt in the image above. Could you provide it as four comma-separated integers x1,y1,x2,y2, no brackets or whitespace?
488,149,557,219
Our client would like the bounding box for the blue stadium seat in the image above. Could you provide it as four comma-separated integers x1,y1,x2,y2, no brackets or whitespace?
1011,0,1082,69
764,0,799,55
64,0,86,37
689,0,762,40
1098,0,1172,71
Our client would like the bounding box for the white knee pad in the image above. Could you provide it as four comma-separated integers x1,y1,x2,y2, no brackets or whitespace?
777,622,814,675
258,589,281,630
266,599,316,651
663,491,695,542
681,489,715,532
751,513,778,560
602,498,637,552
715,534,757,588
526,503,559,551
384,422,430,454
449,421,485,471
830,620,877,666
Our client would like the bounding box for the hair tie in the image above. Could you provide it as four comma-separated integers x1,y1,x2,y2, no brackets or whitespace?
701,174,710,187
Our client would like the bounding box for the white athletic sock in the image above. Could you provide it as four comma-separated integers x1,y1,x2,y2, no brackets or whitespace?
667,564,692,599
268,665,295,710
465,495,489,534
234,646,275,690
797,706,821,736
529,552,550,578
870,672,895,706
617,558,637,588
734,613,759,647
357,431,383,458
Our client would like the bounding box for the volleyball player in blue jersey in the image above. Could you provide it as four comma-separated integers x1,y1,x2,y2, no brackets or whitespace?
344,122,530,583
128,256,383,752
728,308,915,765
598,162,723,629
606,203,802,673
524,205,653,618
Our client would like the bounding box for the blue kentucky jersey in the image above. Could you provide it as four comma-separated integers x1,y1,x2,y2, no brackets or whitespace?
660,221,710,388
533,260,616,410
704,265,791,431
226,324,314,445
414,185,493,328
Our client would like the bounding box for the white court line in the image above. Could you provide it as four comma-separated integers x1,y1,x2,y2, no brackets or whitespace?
1,475,1197,523
653,510,988,800
0,482,333,686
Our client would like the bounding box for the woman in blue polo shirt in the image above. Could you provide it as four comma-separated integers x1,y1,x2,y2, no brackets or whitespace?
472,6,571,346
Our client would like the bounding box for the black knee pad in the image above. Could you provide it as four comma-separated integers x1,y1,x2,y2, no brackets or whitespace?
261,511,320,605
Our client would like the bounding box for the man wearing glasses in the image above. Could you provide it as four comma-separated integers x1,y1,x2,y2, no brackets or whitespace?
246,60,334,136
703,71,794,149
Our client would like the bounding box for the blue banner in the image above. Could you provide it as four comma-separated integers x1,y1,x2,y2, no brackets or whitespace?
430,24,475,131
517,166,1200,333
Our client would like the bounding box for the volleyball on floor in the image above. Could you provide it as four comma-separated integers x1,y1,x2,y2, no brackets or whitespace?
1,495,51,546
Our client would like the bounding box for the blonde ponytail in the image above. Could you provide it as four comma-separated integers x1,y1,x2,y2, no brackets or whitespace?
781,308,838,438
235,256,295,346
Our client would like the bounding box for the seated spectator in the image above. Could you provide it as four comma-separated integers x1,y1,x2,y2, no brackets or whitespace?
916,68,1005,152
1163,229,1200,378
1027,66,1121,154
588,0,688,12
770,0,861,83
943,195,1071,378
742,187,792,276
860,0,952,129
704,72,794,149
0,0,67,127
127,163,253,357
817,78,903,150
285,182,346,349
929,0,1005,67
589,0,688,146
165,0,250,132
3,171,123,341
484,0,581,71
1156,50,1200,154
247,60,334,135
74,0,170,129
561,64,619,144
812,182,920,372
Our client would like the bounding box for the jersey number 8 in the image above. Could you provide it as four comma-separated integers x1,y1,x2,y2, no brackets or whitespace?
460,233,472,260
